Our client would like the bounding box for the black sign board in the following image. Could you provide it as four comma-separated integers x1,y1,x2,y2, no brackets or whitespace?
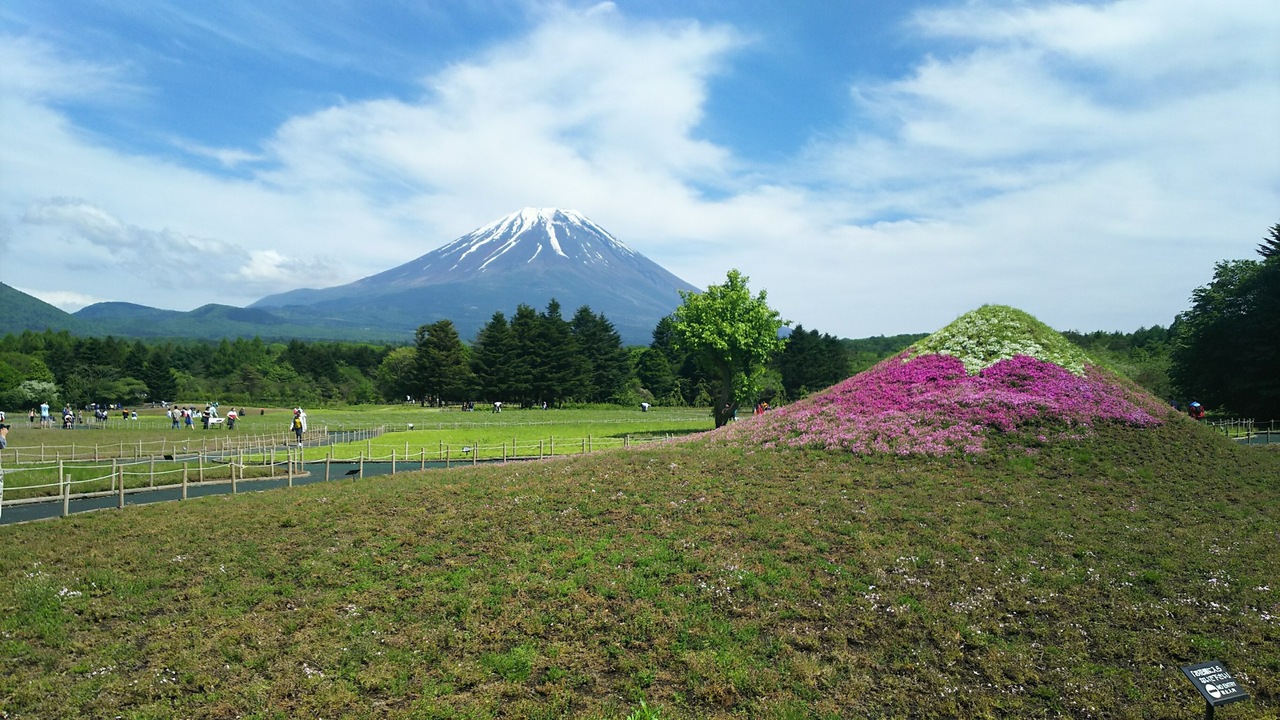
1181,661,1249,707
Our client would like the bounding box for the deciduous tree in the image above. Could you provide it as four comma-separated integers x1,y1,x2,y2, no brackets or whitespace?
671,269,788,427
1171,245,1280,418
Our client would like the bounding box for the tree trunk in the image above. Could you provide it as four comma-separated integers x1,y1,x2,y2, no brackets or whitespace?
712,366,737,428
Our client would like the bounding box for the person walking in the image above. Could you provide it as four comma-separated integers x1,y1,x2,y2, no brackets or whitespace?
291,408,306,446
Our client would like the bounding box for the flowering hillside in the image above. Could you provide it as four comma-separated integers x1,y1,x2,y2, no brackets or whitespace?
714,306,1169,456
909,305,1090,374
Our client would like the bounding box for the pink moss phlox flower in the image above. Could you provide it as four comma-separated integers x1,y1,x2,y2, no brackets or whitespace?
710,353,1164,457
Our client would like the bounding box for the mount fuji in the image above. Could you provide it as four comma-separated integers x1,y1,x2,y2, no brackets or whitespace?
251,208,700,345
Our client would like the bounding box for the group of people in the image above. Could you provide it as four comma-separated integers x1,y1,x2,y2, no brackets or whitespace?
166,405,244,430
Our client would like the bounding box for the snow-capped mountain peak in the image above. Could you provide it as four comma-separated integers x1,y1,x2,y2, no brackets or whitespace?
444,207,637,274
250,207,698,345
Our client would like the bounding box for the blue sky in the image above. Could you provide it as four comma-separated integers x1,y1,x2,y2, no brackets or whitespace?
1,0,1277,339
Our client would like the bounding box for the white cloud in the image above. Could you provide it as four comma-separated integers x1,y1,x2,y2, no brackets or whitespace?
767,0,1280,333
15,287,105,313
0,1,1276,337
19,198,338,301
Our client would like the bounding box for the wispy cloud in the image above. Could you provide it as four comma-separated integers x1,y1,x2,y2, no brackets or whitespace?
0,34,138,102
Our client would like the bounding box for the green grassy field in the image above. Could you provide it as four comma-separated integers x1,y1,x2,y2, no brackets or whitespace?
1,416,1277,718
0,406,714,499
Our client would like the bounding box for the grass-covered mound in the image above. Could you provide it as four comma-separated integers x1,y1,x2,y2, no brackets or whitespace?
1,421,1278,718
715,306,1169,456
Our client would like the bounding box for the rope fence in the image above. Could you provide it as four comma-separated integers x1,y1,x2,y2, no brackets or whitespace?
0,431,676,523
0,426,382,464
1207,418,1278,445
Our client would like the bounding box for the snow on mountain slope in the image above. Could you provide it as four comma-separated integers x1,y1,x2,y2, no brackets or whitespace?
402,207,641,281
250,208,699,344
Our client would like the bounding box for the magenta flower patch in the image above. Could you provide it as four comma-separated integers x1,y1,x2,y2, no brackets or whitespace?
711,353,1166,456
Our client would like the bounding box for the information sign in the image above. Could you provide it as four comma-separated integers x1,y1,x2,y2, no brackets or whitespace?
1181,660,1249,707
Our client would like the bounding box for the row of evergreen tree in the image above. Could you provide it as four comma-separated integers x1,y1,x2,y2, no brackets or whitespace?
0,300,854,411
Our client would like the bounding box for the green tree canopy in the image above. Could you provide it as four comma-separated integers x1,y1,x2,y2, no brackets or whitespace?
375,347,418,402
671,269,788,427
1171,248,1280,418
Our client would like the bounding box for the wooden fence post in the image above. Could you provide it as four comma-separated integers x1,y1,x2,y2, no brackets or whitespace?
150,456,155,488
325,456,331,482
182,466,188,500
117,465,125,509
359,453,364,480
392,449,396,476
288,450,294,488
199,454,205,482
60,461,68,518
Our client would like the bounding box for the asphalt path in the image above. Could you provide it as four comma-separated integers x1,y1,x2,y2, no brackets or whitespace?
0,457,515,525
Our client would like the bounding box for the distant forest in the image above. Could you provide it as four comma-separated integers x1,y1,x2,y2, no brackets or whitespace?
0,301,1173,412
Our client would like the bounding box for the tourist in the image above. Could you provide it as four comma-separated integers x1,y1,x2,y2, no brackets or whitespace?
291,408,306,446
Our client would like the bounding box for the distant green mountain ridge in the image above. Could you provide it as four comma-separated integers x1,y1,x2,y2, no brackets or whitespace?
0,284,406,342
0,282,83,334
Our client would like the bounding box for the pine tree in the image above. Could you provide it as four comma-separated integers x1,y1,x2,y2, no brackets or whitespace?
776,325,851,399
472,311,517,402
570,305,631,403
508,304,540,406
413,319,475,405
1258,222,1280,259
143,344,179,402
533,300,588,406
